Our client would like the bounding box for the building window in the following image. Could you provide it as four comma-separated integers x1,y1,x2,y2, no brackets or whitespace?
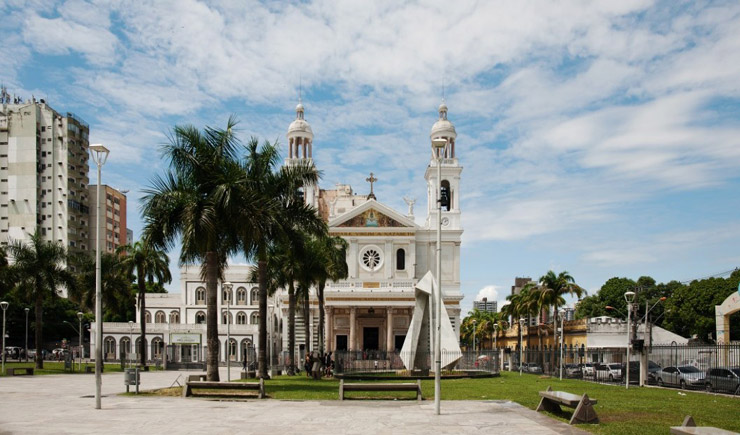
169,311,179,324
250,312,259,324
195,311,206,324
151,338,163,359
226,339,237,362
396,248,405,270
104,337,116,359
441,180,451,211
222,311,232,325
359,245,384,272
223,288,232,303
236,287,247,305
236,311,247,325
155,311,166,323
195,287,205,304
250,287,259,305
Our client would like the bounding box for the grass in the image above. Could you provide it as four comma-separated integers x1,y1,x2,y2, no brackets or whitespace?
0,361,162,376
151,371,740,434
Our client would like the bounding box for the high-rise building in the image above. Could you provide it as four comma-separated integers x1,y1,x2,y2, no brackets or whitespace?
473,297,497,313
0,94,91,268
88,185,127,254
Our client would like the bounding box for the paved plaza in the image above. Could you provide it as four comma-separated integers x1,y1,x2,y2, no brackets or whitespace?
0,369,587,434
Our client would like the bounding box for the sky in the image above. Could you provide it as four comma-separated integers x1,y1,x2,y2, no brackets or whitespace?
2,0,740,315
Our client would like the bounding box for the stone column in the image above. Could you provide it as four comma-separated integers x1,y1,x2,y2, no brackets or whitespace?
386,308,394,351
349,307,356,351
308,141,312,158
326,306,333,352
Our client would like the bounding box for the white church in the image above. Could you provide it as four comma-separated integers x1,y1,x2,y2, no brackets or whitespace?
92,100,464,367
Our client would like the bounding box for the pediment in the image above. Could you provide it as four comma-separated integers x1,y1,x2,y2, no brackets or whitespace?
330,200,417,229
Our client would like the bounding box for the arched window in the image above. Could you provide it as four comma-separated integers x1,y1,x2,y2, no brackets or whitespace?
169,311,179,324
250,312,259,324
145,311,152,324
195,287,206,304
155,311,166,323
223,288,232,303
151,337,163,359
250,287,259,305
226,338,237,361
441,180,451,211
222,311,232,325
120,337,131,358
236,311,247,325
237,287,247,305
135,338,147,360
396,248,405,270
104,336,116,360
241,339,253,363
195,311,206,324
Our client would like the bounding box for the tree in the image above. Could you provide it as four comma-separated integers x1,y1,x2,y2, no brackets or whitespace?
238,138,323,378
69,252,133,321
8,231,76,369
309,233,348,356
117,241,172,366
142,117,252,381
539,270,584,372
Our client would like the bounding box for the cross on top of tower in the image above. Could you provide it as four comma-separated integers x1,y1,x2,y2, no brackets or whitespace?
366,172,378,200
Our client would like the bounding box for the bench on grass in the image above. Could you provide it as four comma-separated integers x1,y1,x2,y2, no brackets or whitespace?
339,379,422,401
7,367,34,376
183,379,265,399
187,373,207,382
536,386,598,424
670,415,738,435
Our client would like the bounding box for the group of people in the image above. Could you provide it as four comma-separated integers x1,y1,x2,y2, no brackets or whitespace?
304,351,334,379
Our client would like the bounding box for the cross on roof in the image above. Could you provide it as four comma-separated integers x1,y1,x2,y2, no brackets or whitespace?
366,172,378,200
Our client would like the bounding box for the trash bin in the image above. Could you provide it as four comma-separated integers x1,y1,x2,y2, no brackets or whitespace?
124,368,140,393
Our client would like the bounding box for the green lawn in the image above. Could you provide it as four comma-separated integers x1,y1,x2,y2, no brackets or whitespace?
1,361,160,376
231,372,740,434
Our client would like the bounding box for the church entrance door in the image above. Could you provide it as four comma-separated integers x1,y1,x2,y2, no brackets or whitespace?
363,327,379,350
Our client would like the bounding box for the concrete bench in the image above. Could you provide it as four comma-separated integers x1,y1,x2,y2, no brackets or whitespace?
84,365,106,373
339,379,422,401
670,415,738,434
7,367,34,376
183,379,265,399
187,373,207,382
536,386,598,424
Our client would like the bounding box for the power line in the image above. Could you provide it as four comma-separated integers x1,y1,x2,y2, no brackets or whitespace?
679,268,738,285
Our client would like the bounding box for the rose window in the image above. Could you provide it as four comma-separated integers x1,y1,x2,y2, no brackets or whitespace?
362,249,381,270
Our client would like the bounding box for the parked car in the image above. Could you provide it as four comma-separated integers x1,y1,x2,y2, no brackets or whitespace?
704,367,740,394
525,363,543,374
655,366,706,389
582,363,595,378
27,349,37,359
595,363,622,382
678,356,712,372
565,363,582,378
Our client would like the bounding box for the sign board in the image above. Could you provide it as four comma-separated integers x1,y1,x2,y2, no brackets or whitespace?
170,333,201,344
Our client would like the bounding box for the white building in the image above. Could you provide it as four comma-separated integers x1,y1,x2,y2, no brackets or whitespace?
93,99,464,366
0,91,91,281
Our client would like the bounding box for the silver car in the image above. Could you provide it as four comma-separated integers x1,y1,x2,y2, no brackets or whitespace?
656,365,705,389
704,367,740,394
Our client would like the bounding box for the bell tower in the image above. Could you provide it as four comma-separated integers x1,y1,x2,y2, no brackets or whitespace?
425,100,462,230
285,99,319,208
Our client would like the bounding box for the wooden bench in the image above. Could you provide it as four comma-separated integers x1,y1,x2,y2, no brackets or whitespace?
339,379,422,401
536,386,598,424
670,415,738,434
7,367,34,376
183,379,265,399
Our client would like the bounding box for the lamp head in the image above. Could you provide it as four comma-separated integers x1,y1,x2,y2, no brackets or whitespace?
519,317,525,325
659,297,667,301
605,306,614,310
25,307,30,313
624,291,636,303
77,312,84,320
128,320,133,326
432,137,447,151
0,301,8,311
89,144,110,167
493,324,499,330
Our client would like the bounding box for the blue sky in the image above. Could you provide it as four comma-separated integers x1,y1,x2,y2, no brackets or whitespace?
2,0,740,314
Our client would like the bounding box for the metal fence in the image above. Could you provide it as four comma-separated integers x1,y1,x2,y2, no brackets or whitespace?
333,350,499,376
648,343,740,393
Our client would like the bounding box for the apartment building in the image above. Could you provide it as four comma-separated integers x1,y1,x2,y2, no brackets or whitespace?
88,185,127,254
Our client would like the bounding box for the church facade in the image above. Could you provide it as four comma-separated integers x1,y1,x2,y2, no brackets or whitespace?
91,100,464,365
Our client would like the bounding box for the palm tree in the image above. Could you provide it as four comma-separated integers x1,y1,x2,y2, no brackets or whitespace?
538,270,584,373
238,138,324,378
117,241,172,366
8,231,76,369
70,252,133,321
142,117,255,381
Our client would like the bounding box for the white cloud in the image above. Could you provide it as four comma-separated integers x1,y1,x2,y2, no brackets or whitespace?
475,285,499,303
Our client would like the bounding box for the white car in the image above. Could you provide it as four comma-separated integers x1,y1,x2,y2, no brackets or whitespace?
582,363,595,378
595,363,623,382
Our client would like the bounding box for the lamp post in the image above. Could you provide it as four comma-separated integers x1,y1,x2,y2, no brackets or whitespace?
268,301,274,377
24,308,30,362
1,301,8,375
493,324,498,350
90,144,109,410
472,319,477,355
559,310,565,381
624,291,636,390
128,321,134,368
77,312,84,371
432,137,446,415
519,317,525,376
223,281,232,382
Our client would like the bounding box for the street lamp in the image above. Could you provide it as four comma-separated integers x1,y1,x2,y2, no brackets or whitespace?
472,319,477,355
24,308,29,362
519,317,525,376
223,281,233,382
624,291,636,389
493,324,499,350
90,143,109,410
1,301,8,375
77,312,84,370
559,310,566,381
128,321,134,368
432,136,446,416
268,301,275,377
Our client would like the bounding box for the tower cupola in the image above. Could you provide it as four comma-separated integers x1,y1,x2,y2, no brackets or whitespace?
429,100,457,159
287,99,314,160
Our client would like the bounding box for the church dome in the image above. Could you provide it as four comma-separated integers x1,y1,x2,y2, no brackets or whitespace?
287,101,314,140
429,100,456,139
